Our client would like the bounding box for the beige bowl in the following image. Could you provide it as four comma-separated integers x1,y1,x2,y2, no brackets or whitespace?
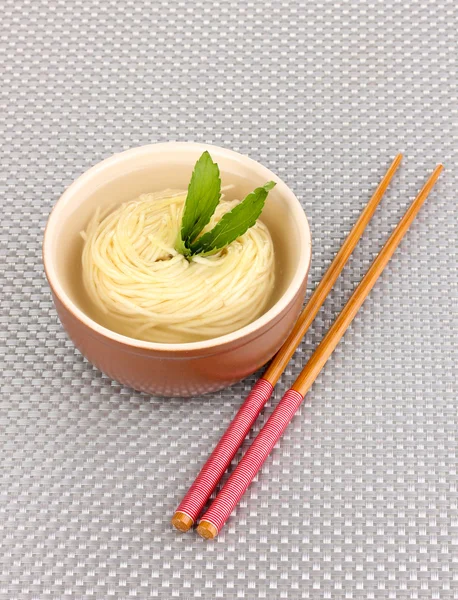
43,143,311,397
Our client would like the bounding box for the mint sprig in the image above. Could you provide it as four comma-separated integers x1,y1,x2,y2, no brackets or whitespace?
176,151,221,257
189,182,276,256
175,151,275,258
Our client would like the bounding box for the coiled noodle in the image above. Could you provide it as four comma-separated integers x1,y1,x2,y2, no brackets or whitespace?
81,190,275,343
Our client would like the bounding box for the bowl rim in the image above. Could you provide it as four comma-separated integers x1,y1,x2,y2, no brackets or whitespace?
43,142,311,352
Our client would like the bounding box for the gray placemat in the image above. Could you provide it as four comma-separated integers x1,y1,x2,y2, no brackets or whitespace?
1,0,457,598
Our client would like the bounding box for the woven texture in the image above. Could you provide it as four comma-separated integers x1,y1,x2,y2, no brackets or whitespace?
1,0,458,598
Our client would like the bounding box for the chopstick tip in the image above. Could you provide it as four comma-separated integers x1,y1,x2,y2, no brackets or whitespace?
430,163,444,182
171,511,194,532
196,520,218,539
389,153,403,171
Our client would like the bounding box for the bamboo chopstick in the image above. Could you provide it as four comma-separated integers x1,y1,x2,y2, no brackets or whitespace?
197,164,443,539
171,154,402,532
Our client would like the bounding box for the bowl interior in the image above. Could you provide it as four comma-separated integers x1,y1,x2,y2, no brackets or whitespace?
44,143,310,348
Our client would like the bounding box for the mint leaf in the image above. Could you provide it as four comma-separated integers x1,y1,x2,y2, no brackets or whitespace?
178,151,221,250
174,236,190,258
189,181,276,256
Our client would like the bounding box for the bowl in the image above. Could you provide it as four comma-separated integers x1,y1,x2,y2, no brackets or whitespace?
43,142,311,397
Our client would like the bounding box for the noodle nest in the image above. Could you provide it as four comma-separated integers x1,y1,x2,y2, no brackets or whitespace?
81,190,275,343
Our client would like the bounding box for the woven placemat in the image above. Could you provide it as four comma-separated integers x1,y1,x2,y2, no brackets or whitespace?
1,0,457,598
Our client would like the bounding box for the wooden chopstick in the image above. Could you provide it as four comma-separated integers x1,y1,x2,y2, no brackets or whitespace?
197,164,443,539
264,153,403,385
171,155,402,533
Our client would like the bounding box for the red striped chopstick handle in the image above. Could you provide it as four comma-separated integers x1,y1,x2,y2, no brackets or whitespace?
175,378,273,523
199,388,304,533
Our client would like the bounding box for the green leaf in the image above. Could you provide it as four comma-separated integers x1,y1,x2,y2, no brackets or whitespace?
189,181,276,256
178,151,221,249
174,236,191,258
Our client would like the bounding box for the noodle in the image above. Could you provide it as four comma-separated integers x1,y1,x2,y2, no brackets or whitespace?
81,189,275,343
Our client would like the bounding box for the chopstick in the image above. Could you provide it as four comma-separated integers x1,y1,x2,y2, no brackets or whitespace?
171,154,403,532
196,164,443,539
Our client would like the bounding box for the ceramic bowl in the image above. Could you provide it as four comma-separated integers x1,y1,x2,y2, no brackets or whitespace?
43,142,311,397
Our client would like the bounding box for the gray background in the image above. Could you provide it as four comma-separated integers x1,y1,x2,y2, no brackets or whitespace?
1,0,457,598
